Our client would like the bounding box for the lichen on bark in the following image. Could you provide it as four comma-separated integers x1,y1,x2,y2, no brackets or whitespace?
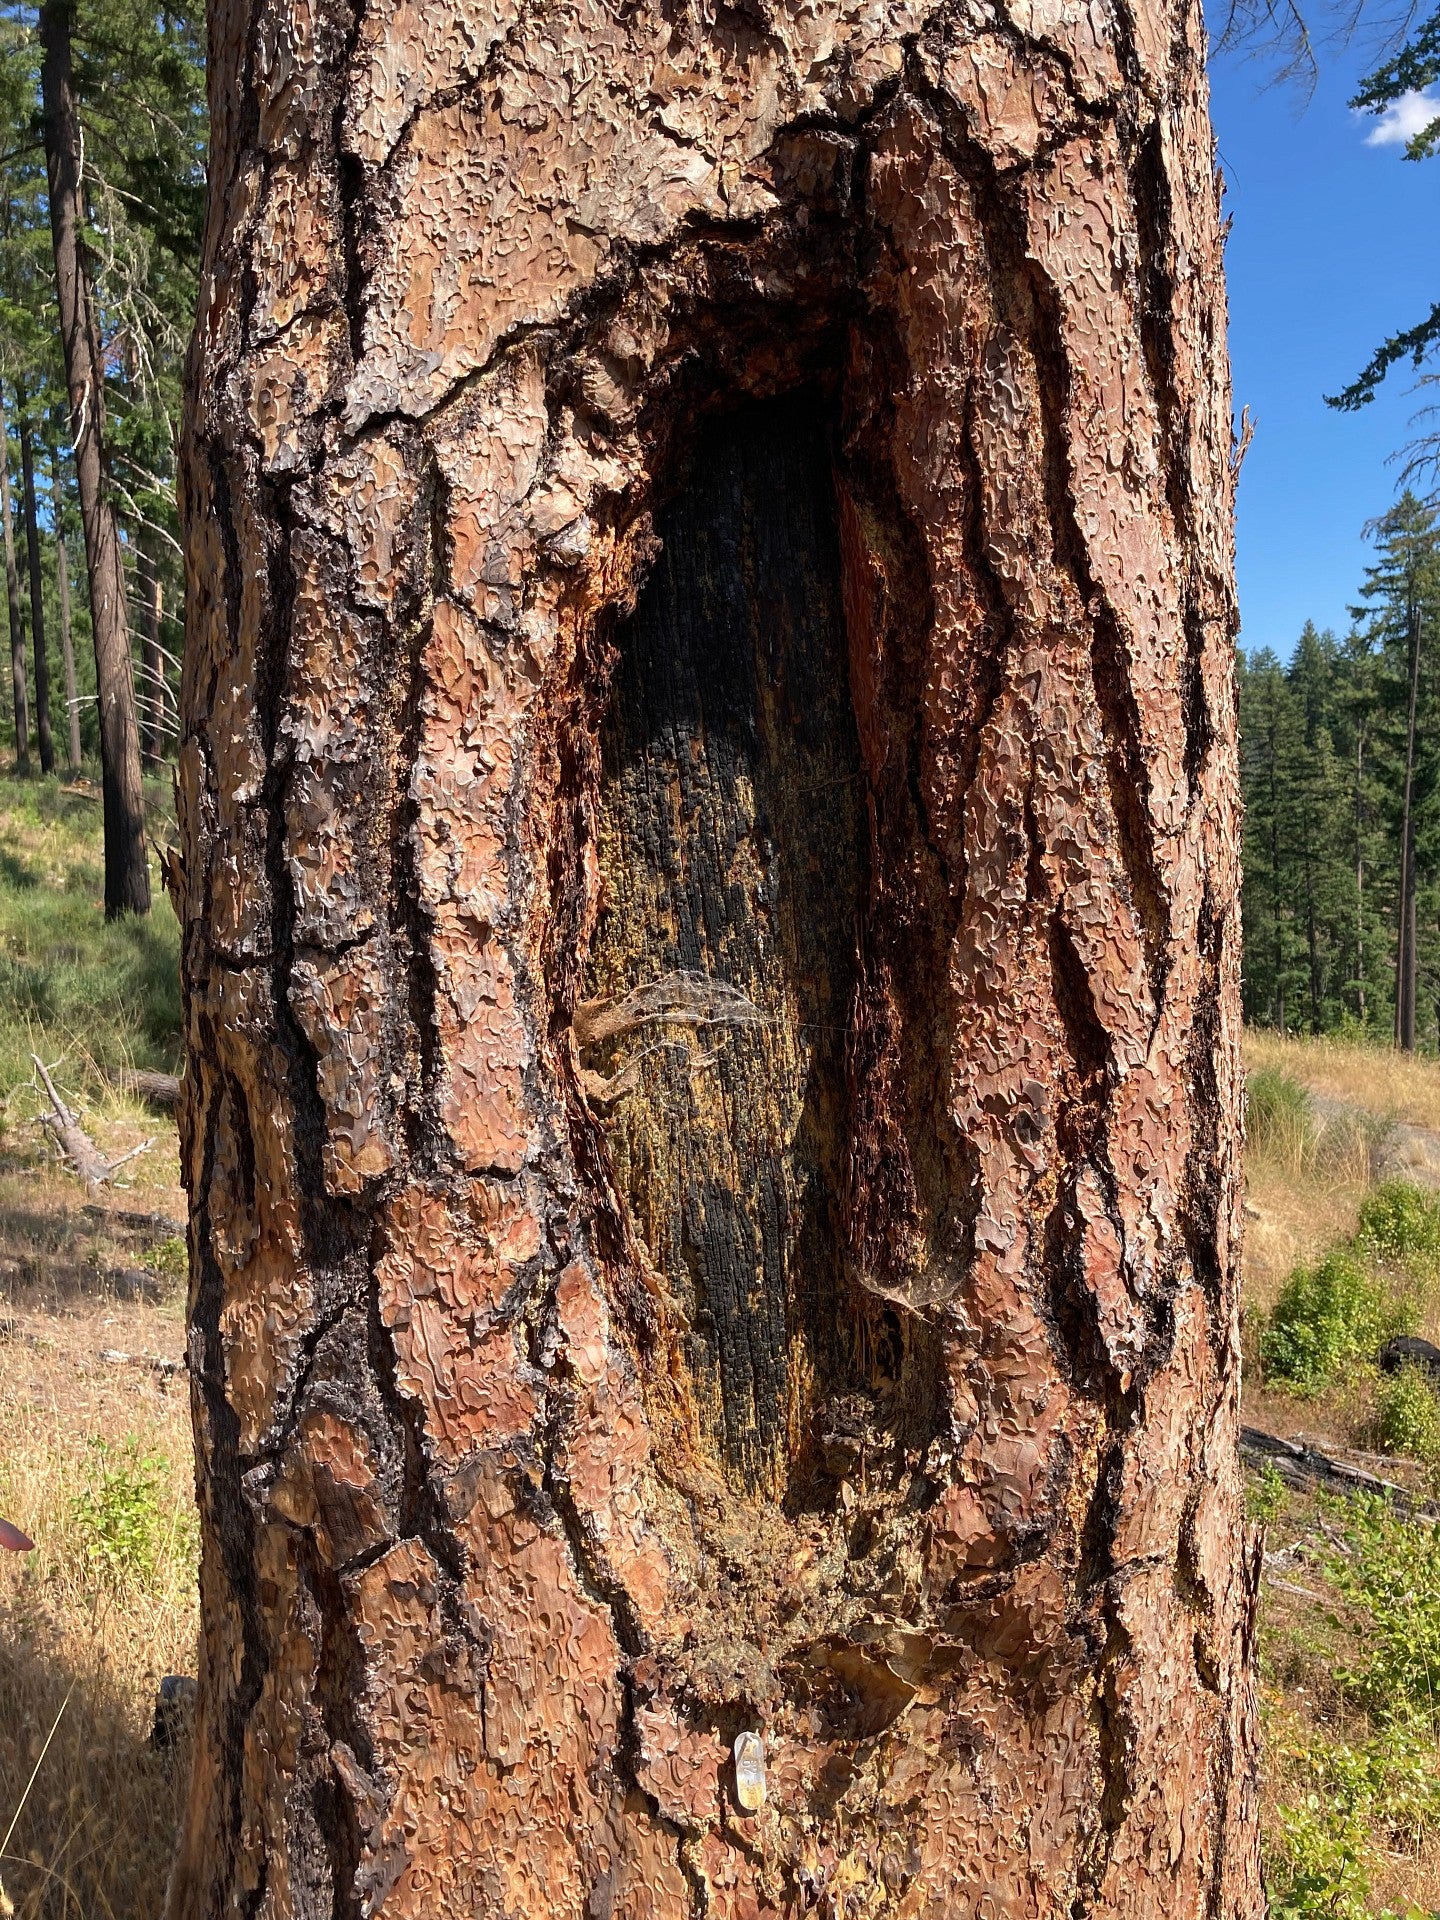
171,0,1263,1914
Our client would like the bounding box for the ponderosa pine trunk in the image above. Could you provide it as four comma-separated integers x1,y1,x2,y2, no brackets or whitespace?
172,2,1261,1915
49,450,81,772
17,387,54,775
39,0,148,912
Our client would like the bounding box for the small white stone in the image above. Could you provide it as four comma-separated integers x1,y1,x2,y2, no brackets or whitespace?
733,1730,766,1813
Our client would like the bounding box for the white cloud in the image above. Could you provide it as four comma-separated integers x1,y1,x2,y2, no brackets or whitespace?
1363,86,1440,147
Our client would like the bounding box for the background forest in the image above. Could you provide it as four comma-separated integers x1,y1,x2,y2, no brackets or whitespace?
1240,494,1440,1047
0,0,202,789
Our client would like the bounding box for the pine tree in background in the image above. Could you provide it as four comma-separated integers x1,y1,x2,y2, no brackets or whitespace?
0,0,200,902
47,437,78,768
1240,649,1306,1029
41,0,150,911
1354,495,1440,1050
1238,496,1440,1050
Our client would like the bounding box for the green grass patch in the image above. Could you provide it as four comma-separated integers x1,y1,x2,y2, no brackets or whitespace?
1268,1729,1440,1918
71,1435,194,1589
1330,1497,1440,1735
1266,1497,1440,1917
139,1233,187,1286
1247,1066,1318,1176
1257,1177,1440,1398
0,774,179,1117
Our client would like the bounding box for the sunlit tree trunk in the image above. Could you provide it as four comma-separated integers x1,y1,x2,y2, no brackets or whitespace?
17,385,54,775
172,1,1262,1915
48,449,81,772
39,0,148,911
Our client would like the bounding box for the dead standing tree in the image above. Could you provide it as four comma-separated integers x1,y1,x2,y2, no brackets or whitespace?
172,0,1262,1914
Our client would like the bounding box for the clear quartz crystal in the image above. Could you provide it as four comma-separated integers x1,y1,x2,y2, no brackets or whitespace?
733,1731,767,1812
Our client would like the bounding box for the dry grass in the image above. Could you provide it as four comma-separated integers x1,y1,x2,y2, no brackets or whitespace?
1244,1162,1369,1319
0,1128,193,1920
1246,1028,1440,1136
1241,1071,1377,1317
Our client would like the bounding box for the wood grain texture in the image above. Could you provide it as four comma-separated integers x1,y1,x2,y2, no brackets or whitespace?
172,0,1262,1913
586,400,869,1493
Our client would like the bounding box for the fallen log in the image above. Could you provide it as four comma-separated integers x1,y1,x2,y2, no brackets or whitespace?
32,1057,153,1194
1241,1424,1435,1518
110,1067,182,1109
98,1347,186,1379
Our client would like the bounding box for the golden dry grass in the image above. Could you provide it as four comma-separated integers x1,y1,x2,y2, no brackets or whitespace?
1246,1028,1440,1135
1243,1160,1369,1318
0,1128,194,1920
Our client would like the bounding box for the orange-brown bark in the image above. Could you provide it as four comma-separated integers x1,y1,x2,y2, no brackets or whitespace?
173,1,1261,1914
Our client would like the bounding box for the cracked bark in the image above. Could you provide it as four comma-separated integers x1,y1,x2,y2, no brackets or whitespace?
172,0,1262,1914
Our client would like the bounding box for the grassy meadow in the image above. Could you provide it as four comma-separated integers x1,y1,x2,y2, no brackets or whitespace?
2,774,1440,1912
0,773,191,1920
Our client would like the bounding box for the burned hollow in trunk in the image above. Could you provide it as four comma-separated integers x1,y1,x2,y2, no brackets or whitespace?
584,397,939,1498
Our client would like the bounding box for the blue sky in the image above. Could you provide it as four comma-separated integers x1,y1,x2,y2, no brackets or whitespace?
1208,31,1440,658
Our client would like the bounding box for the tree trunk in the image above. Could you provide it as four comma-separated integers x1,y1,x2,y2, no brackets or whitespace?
49,448,81,772
0,390,29,775
137,538,164,767
173,3,1261,1917
1300,803,1321,1032
39,0,148,913
17,385,54,775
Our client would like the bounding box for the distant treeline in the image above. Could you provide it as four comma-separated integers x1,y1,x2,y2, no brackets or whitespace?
1240,492,1440,1047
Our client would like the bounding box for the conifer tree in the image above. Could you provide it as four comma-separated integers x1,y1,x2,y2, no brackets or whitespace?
1354,495,1440,1048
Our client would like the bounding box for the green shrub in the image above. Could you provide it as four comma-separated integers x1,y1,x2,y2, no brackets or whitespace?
72,1436,169,1585
1265,1794,1373,1920
1330,1497,1440,1734
1374,1362,1440,1462
1246,1461,1289,1526
1356,1179,1440,1280
140,1234,188,1286
1267,1724,1440,1918
1260,1251,1402,1395
1246,1067,1316,1174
